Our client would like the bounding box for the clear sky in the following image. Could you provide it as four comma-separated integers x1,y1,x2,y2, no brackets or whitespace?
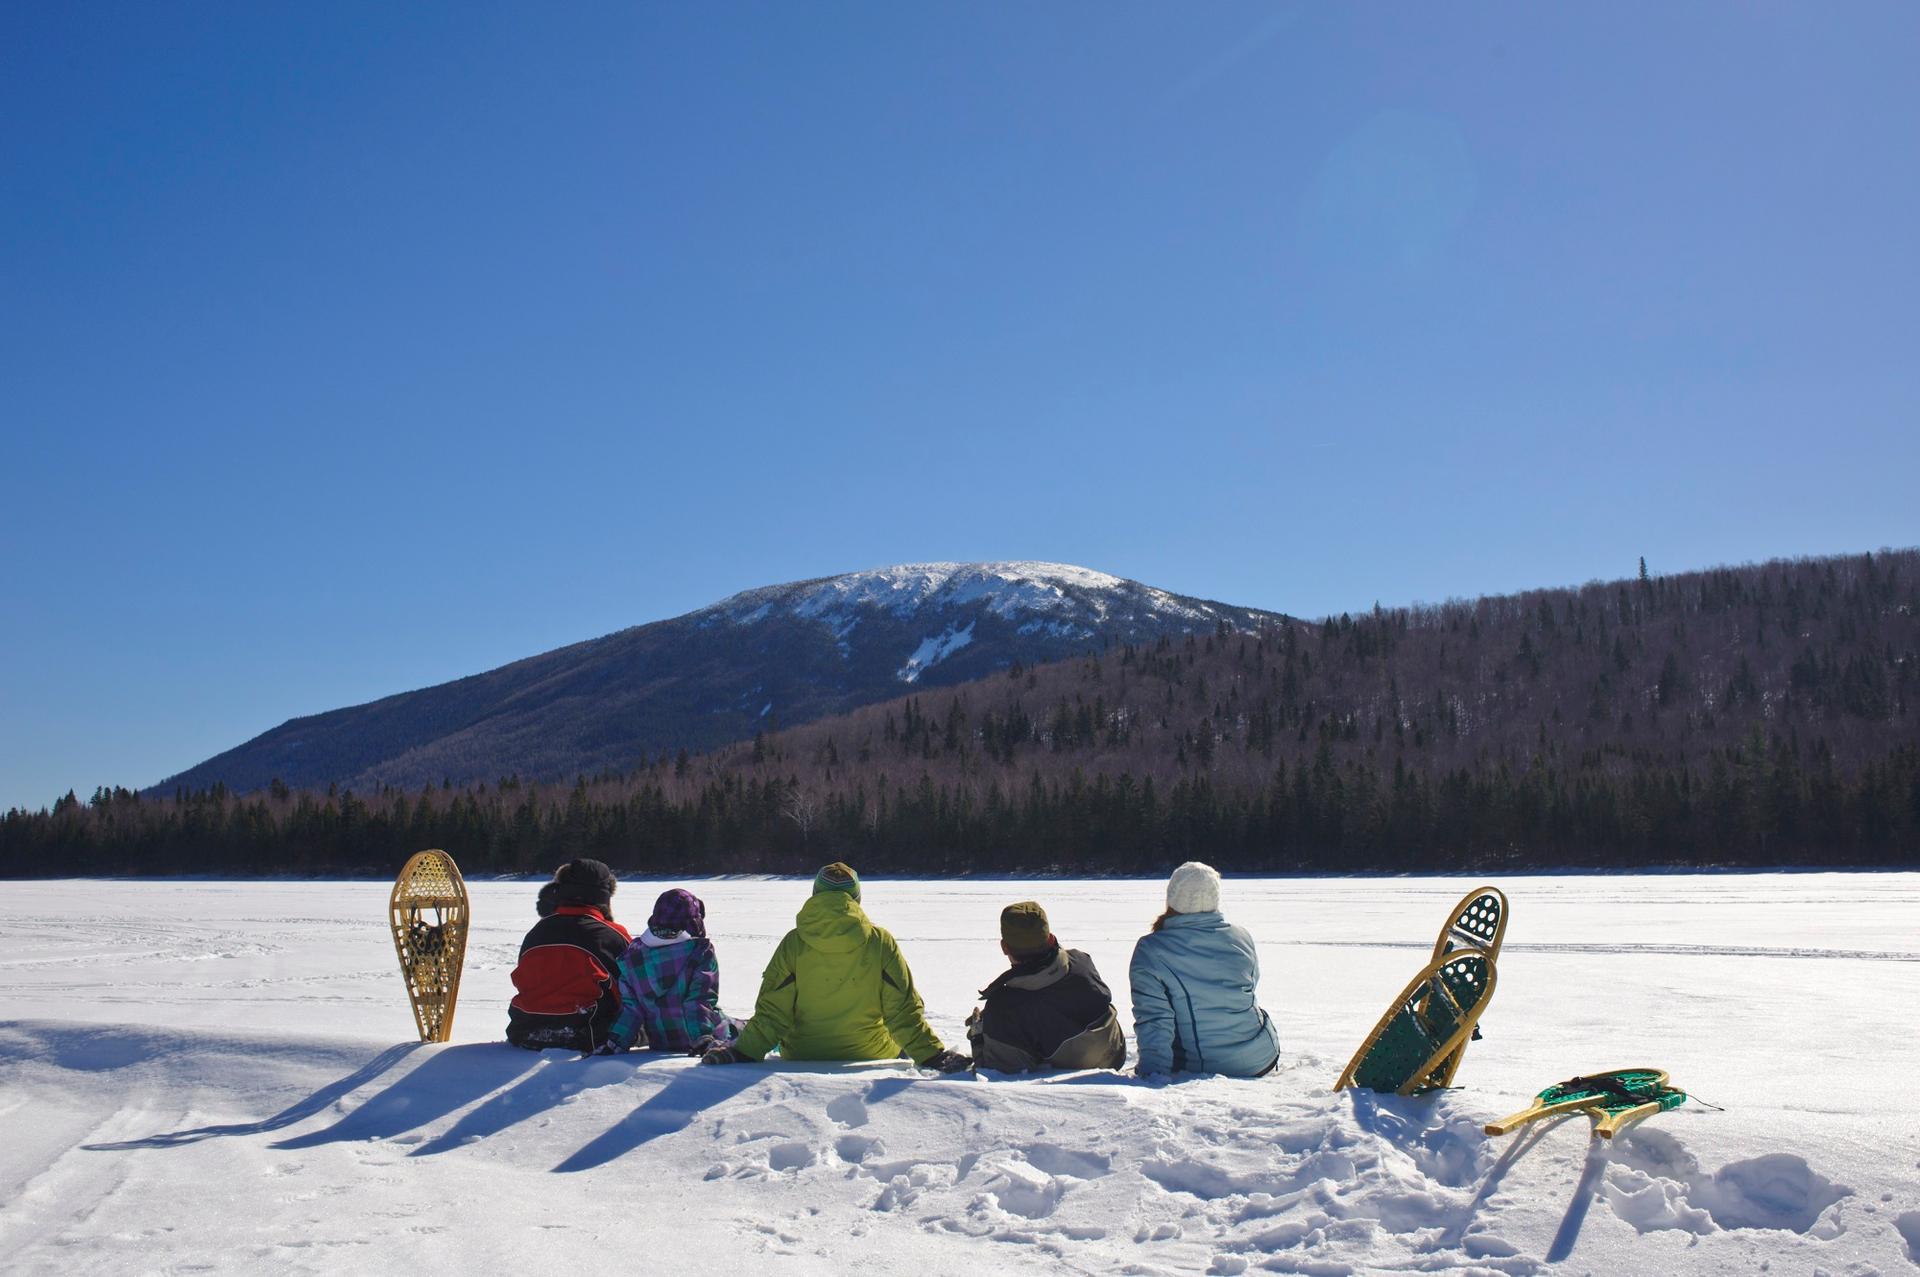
4,4,1916,811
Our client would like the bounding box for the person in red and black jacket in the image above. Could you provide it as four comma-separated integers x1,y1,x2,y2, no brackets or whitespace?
506,859,634,1052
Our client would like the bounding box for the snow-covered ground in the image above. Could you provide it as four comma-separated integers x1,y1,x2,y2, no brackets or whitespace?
2,873,1916,1274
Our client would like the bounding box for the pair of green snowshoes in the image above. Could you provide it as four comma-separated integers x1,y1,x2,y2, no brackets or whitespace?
1485,1068,1689,1139
1333,887,1692,1139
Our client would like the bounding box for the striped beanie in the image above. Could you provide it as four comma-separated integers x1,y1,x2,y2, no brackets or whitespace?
812,862,861,900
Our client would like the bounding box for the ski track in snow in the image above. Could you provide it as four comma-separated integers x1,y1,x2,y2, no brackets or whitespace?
2,873,1917,1274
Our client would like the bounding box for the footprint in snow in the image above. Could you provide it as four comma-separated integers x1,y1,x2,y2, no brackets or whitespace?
1893,1211,1920,1263
766,1142,815,1172
835,1133,881,1163
1021,1143,1111,1179
826,1090,870,1128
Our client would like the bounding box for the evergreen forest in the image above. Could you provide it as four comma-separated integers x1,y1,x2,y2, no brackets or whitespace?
5,551,1916,877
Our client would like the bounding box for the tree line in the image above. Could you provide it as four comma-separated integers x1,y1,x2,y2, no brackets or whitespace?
4,549,1915,876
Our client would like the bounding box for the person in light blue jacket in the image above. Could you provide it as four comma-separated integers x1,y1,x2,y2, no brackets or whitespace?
1129,861,1279,1077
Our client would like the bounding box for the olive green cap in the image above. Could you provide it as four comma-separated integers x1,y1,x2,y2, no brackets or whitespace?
1000,901,1051,955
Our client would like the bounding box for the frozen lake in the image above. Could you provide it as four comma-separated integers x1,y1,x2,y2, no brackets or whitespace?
2,872,1916,1273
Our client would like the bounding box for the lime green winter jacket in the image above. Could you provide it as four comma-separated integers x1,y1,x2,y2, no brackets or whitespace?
732,891,944,1064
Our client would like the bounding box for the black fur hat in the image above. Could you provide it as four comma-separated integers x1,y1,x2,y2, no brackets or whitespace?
535,880,561,917
550,858,616,909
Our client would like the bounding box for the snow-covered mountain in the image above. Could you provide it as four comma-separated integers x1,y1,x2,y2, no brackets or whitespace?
154,562,1288,795
697,562,1254,683
707,562,1206,628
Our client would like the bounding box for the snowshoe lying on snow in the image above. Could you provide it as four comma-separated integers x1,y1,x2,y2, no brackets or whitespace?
1486,1068,1689,1138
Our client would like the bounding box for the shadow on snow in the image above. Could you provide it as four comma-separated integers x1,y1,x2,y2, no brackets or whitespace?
272,1043,541,1150
550,1062,765,1172
84,1043,424,1151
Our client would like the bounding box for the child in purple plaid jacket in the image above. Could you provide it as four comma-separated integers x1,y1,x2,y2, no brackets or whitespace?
602,888,744,1053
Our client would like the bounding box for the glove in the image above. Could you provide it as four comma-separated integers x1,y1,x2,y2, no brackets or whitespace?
701,1044,746,1066
919,1049,972,1074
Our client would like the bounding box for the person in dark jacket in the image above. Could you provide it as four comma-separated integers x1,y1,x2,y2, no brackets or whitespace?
505,859,633,1052
966,901,1126,1072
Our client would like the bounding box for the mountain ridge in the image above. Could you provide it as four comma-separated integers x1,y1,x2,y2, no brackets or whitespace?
150,562,1289,797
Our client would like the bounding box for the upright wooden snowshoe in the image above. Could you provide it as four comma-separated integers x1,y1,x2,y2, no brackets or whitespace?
1336,948,1497,1095
1425,886,1508,1087
1486,1069,1688,1139
390,849,470,1043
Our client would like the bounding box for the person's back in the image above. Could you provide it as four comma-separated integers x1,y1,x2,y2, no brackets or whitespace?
1130,863,1278,1077
969,901,1125,1072
605,888,741,1054
708,863,968,1071
506,859,633,1052
736,888,933,1061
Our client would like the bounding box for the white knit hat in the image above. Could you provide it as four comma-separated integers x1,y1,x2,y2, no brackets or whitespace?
1166,861,1222,914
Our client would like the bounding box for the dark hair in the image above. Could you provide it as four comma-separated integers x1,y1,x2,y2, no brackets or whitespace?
1151,907,1177,933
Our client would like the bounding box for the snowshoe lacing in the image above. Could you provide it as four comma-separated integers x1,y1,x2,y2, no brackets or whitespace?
1562,1073,1685,1109
408,920,447,958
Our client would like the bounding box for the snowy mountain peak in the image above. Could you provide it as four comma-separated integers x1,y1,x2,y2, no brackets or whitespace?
684,561,1277,688
700,561,1202,627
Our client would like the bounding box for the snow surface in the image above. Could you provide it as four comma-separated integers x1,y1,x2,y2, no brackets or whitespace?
3,873,1916,1274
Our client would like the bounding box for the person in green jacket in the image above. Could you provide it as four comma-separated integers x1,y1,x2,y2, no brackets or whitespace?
701,863,971,1072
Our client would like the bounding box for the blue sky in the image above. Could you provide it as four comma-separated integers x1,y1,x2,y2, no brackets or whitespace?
4,4,1916,810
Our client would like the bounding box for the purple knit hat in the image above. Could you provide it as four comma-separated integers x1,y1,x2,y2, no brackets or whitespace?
648,888,707,938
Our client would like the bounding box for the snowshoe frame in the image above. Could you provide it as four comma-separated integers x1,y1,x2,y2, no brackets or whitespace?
1335,948,1497,1096
390,849,470,1043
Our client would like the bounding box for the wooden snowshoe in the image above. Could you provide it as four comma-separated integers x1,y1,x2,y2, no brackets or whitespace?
390,849,470,1043
1335,948,1496,1096
1425,886,1508,1087
1486,1068,1688,1139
